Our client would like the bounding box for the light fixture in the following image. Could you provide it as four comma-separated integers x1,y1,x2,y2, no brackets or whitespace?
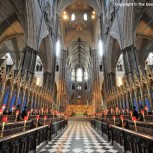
91,10,96,19
91,15,95,19
117,76,123,87
92,11,95,14
71,13,75,21
36,78,40,85
83,13,88,21
63,11,68,21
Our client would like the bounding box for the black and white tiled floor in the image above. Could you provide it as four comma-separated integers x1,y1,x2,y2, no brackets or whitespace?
39,121,120,153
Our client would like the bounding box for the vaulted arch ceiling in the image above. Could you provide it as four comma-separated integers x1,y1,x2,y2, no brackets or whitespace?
59,0,99,72
58,0,101,16
0,0,25,36
0,0,25,68
68,38,91,69
134,6,153,68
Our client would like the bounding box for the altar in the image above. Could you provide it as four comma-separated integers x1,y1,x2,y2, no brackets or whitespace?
66,105,93,116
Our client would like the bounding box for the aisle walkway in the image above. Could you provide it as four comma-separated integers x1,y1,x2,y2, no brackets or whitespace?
39,121,119,153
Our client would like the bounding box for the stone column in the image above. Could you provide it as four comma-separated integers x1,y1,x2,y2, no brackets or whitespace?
91,49,102,112
43,72,52,90
122,45,139,75
107,72,116,90
49,35,56,92
57,50,67,112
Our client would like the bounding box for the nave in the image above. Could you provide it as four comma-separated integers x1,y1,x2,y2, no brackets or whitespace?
1,0,153,153
39,121,119,153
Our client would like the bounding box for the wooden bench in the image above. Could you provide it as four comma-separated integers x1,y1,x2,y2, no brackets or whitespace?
0,119,68,153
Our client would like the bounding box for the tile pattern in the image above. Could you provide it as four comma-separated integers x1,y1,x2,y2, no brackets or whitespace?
39,121,120,153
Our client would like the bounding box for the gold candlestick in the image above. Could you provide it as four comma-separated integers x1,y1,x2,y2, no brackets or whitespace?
1,116,8,137
134,120,137,132
23,120,26,131
1,122,5,137
23,116,28,131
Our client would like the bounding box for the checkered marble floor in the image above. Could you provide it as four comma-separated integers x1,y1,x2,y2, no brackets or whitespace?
39,121,120,153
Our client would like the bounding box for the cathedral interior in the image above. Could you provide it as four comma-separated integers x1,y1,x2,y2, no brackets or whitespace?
0,0,153,153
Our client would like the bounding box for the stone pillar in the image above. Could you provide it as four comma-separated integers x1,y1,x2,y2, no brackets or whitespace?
91,49,102,112
20,46,38,78
43,72,52,90
122,45,139,75
49,37,56,92
57,50,67,112
107,72,116,90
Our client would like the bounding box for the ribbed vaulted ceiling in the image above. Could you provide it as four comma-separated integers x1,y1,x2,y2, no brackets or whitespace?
64,0,94,71
68,38,91,69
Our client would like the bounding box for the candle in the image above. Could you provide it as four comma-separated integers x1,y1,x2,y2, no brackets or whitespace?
44,115,47,125
46,109,48,114
31,109,33,114
2,104,6,109
116,107,118,114
36,115,40,120
0,108,3,115
132,116,137,131
41,108,44,114
15,110,19,122
24,116,28,121
36,115,40,127
27,111,30,116
2,116,8,122
141,110,145,121
113,116,116,125
145,106,148,115
12,106,15,115
2,104,5,115
1,116,8,137
120,115,124,128
23,116,28,131
130,110,132,119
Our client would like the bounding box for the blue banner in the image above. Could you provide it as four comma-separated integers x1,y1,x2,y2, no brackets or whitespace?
139,100,143,109
145,98,151,112
10,93,16,112
133,99,138,111
3,88,10,105
18,94,22,105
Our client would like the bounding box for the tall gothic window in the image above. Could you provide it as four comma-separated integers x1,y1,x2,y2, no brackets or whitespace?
71,69,75,81
71,13,75,21
77,68,82,82
56,39,60,57
98,39,103,56
146,53,153,66
4,53,13,65
83,13,87,21
78,85,81,90
35,56,43,86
